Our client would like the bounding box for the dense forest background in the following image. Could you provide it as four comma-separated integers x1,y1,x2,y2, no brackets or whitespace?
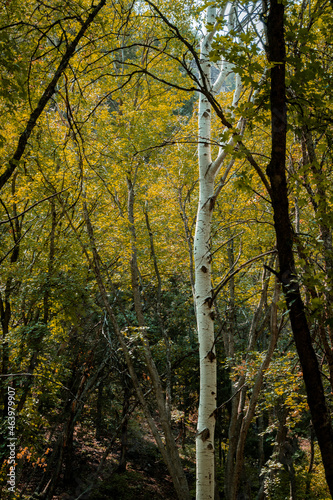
0,0,333,498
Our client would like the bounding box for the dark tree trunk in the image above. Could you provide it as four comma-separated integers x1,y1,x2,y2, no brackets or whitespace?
117,390,130,473
266,0,333,495
95,379,104,440
0,284,11,422
17,201,57,413
305,424,315,497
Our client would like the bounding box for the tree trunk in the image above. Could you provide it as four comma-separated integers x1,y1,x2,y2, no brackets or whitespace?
117,387,131,473
95,379,104,441
300,128,333,389
266,1,333,494
194,7,218,497
82,199,191,500
127,178,190,498
0,278,11,423
224,257,276,500
0,176,22,451
194,4,253,496
230,276,280,500
17,200,57,413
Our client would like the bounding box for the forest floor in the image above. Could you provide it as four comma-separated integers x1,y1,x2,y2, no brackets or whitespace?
16,417,196,500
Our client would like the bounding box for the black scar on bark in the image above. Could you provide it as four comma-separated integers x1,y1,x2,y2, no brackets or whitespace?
206,350,216,362
204,296,213,308
197,428,210,442
209,196,216,211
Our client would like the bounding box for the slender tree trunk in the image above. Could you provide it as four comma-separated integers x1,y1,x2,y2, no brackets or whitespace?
96,378,104,440
224,257,275,499
144,204,172,419
194,166,217,500
117,388,130,473
194,7,218,498
0,278,12,422
127,178,190,498
194,4,254,496
266,1,333,494
230,276,280,500
1,176,22,449
305,424,315,496
300,128,333,388
82,199,190,500
17,201,57,413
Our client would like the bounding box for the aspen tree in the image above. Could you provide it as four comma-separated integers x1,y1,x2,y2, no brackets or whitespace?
194,3,243,498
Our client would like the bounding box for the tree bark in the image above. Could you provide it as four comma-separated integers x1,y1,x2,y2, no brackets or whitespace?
266,1,333,495
195,10,217,492
194,5,254,497
95,378,104,441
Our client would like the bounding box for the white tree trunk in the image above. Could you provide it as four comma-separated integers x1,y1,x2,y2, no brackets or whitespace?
194,5,218,499
193,3,264,497
194,174,216,499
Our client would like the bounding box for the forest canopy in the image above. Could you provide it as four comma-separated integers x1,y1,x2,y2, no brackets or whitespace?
0,0,333,499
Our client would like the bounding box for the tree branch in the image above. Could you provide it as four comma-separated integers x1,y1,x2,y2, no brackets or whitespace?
0,0,106,191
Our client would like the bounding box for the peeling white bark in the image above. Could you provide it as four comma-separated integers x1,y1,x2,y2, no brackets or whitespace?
194,3,265,498
195,5,221,499
194,169,216,499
